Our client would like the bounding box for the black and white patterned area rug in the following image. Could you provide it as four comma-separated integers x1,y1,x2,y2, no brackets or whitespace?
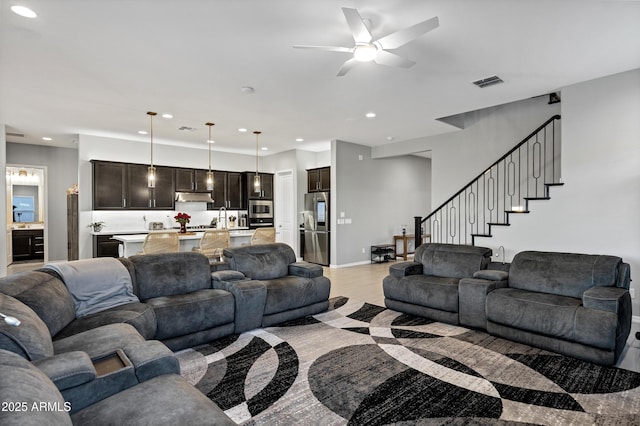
175,297,640,425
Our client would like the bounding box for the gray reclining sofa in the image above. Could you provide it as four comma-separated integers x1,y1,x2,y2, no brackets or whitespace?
0,247,330,424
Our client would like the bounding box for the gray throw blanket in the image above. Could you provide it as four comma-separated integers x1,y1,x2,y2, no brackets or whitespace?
45,258,139,318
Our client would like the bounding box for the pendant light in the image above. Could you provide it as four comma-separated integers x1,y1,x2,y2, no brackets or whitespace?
205,122,215,191
253,131,262,193
147,111,157,188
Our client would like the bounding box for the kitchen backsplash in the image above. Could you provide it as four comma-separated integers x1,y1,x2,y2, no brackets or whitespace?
91,203,248,233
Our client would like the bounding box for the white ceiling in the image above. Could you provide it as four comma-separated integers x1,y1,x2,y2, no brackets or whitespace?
1,0,639,156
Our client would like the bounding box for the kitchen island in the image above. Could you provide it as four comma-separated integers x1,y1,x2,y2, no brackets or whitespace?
112,229,255,257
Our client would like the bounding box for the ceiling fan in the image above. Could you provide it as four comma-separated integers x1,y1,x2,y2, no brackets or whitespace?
294,7,439,76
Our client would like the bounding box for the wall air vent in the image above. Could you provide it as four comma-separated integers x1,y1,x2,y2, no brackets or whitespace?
472,75,504,88
6,132,25,137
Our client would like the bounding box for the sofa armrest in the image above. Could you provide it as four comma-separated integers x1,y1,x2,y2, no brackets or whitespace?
33,351,96,391
211,270,247,283
122,340,179,382
223,281,268,333
459,277,508,329
583,286,630,314
389,261,423,279
289,262,323,278
473,269,509,281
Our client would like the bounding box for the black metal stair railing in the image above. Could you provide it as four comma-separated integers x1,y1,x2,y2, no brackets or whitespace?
415,115,562,247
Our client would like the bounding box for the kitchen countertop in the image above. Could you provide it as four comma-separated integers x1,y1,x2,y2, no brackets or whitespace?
111,229,254,243
91,227,251,236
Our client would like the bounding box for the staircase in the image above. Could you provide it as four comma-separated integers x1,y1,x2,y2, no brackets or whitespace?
414,115,562,247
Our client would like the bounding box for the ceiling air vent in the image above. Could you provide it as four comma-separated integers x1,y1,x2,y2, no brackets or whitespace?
472,75,504,88
178,126,197,132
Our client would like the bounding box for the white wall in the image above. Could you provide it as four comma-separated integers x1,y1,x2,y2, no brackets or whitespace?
0,126,6,276
333,140,431,266
484,69,640,315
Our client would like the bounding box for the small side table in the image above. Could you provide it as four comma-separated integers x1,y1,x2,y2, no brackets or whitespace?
393,234,431,261
371,244,396,263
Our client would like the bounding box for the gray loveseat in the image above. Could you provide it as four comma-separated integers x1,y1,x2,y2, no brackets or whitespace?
383,243,493,324
212,242,331,333
482,251,632,365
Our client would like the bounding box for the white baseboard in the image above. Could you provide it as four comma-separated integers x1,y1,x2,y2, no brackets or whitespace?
330,260,372,268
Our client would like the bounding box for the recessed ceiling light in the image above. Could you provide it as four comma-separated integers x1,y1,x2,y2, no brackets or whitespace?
365,112,376,118
386,136,395,141
208,140,215,144
296,138,304,142
42,137,52,141
238,128,247,133
138,130,148,135
261,147,268,151
161,113,173,119
11,5,37,18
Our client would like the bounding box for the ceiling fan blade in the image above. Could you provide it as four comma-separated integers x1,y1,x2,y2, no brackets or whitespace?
374,50,415,68
341,7,373,44
337,58,359,77
376,16,439,50
293,45,352,53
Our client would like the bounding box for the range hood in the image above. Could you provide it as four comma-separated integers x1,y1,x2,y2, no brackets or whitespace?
175,192,214,203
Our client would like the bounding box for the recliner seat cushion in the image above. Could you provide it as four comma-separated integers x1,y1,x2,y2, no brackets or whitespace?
508,251,622,298
416,243,492,279
486,288,617,350
53,302,156,340
262,276,331,315
383,275,460,313
145,289,234,340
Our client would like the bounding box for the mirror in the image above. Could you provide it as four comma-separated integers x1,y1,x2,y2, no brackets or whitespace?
6,166,45,224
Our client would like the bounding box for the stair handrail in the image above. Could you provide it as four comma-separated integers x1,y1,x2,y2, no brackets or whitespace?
415,114,561,247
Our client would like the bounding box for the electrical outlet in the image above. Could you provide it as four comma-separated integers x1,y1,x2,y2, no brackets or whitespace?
630,288,635,299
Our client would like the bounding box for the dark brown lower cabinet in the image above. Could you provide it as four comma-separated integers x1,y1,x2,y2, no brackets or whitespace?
93,235,121,258
12,229,44,262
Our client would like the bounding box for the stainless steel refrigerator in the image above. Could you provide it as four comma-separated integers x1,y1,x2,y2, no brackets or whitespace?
304,192,329,266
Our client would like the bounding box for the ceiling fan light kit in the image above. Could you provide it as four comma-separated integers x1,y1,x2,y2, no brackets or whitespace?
293,7,439,76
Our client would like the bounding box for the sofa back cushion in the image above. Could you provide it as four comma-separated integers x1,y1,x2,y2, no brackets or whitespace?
0,349,72,426
126,252,212,300
0,293,54,361
509,251,623,298
0,271,76,337
223,243,296,280
416,243,492,279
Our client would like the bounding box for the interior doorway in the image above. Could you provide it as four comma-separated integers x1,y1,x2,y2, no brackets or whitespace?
274,169,296,255
5,164,47,266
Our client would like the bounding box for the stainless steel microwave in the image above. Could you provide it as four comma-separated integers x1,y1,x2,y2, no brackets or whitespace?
248,199,273,219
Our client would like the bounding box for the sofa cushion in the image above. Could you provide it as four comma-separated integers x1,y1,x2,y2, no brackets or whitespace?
0,293,53,360
0,349,72,426
0,270,75,337
52,323,144,358
487,288,582,341
416,243,492,279
223,243,297,280
126,252,212,300
263,276,331,316
144,289,235,340
54,302,156,340
70,374,234,426
382,274,460,313
509,251,622,298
